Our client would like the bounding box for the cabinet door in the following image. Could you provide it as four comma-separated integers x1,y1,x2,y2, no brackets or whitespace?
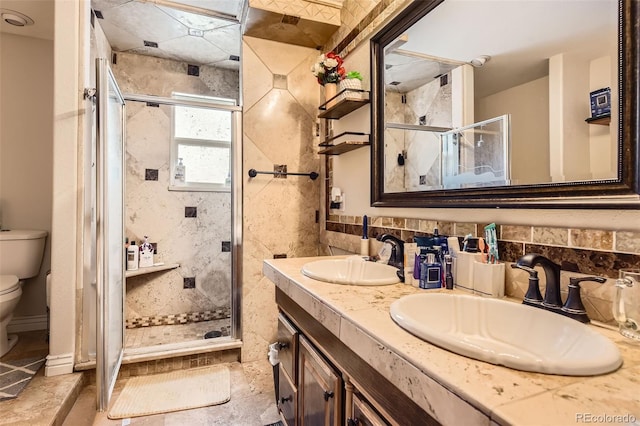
348,392,389,426
298,336,342,426
278,313,298,383
278,365,297,426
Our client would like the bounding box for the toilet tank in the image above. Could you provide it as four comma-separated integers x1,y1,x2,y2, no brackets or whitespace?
0,229,48,279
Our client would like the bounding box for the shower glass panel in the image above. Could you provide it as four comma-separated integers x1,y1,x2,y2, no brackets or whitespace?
95,58,125,410
440,114,511,189
122,94,240,351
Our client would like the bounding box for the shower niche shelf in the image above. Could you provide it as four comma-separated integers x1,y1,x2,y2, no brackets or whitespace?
125,262,180,278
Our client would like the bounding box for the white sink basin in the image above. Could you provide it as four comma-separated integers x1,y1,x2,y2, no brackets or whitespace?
390,293,622,376
301,256,401,286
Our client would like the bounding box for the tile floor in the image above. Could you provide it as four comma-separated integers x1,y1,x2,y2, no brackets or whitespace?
64,359,281,426
2,330,281,425
124,319,230,349
0,330,85,425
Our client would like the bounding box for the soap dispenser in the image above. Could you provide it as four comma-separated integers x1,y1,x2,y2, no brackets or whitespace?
175,158,186,183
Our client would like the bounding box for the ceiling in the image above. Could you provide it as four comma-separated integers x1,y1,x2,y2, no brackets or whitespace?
0,0,55,41
91,0,244,70
0,0,340,71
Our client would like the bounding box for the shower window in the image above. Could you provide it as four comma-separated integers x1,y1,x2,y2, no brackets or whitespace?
170,93,236,191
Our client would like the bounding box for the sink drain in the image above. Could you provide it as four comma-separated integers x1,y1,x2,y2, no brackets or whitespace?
204,330,222,339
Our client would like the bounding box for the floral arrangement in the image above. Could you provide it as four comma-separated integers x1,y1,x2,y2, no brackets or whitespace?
311,51,345,86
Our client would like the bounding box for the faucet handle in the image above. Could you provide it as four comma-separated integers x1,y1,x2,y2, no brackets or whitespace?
511,263,543,306
562,276,607,323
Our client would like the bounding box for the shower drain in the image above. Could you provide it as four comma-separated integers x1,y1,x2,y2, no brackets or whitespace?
204,330,223,339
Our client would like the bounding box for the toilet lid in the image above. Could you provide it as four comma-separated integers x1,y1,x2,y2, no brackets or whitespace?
0,275,19,294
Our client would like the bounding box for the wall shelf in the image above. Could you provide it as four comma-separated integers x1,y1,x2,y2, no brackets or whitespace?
125,262,180,278
585,114,611,125
319,131,370,155
318,89,370,120
319,141,370,155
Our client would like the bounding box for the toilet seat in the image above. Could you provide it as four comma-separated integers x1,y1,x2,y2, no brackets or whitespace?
0,275,19,295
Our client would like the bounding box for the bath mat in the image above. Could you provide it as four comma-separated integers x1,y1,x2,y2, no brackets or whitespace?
108,365,230,419
0,356,46,401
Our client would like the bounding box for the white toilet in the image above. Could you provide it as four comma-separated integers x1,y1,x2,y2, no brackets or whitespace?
0,229,47,357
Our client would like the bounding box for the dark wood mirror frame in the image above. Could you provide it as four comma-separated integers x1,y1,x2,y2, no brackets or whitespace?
370,0,639,209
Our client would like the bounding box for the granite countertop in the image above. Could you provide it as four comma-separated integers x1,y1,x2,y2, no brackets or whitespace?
263,256,640,426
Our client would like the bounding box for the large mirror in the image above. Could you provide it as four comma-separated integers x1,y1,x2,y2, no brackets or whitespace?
371,0,639,208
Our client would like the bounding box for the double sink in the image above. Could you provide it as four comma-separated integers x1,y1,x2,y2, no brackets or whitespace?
301,256,622,376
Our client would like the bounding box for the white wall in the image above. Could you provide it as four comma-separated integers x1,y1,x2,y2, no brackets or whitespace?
476,77,550,185
0,33,53,321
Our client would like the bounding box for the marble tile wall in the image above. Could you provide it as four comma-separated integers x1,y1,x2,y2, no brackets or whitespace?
322,215,640,324
111,52,238,325
242,36,321,362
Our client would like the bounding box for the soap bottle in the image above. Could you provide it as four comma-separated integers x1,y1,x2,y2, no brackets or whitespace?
139,236,154,268
127,240,139,271
175,158,186,183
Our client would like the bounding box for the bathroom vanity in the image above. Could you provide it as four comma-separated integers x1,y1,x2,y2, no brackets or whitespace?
264,256,640,425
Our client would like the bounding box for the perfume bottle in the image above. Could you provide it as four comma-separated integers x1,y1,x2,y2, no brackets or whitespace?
420,253,442,289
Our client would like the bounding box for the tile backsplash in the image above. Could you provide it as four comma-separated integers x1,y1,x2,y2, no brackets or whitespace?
322,214,640,325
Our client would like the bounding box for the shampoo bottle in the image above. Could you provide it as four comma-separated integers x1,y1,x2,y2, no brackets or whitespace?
127,240,139,271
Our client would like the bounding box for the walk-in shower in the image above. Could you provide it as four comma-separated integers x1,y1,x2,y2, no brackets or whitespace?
121,93,241,354
81,84,243,377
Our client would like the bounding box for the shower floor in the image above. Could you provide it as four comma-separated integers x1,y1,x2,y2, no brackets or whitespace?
124,318,230,349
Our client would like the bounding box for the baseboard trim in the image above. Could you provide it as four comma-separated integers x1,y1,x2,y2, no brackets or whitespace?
7,314,48,333
45,352,75,376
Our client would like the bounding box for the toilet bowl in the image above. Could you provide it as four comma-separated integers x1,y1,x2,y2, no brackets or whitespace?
0,229,47,357
0,275,22,357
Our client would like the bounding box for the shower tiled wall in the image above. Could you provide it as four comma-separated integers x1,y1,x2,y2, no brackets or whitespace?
322,214,640,324
112,52,238,325
241,36,321,362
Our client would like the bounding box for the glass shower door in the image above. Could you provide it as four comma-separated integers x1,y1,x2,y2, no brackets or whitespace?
95,58,125,411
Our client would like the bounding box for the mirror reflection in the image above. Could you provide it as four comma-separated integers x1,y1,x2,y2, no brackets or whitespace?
381,0,618,193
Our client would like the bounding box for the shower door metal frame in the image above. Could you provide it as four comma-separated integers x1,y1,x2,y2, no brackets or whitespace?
121,93,243,343
95,58,126,411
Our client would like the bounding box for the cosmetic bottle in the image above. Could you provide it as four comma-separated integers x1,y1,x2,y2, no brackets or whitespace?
419,253,442,289
444,255,453,289
127,240,139,271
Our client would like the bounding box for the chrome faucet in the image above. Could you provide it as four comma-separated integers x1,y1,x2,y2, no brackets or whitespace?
512,253,606,323
377,234,404,282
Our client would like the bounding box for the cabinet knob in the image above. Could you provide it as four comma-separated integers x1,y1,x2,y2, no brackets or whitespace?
323,390,334,401
347,418,360,426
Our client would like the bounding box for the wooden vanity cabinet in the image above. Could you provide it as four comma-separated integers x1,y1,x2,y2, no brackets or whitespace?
276,288,439,426
349,392,389,426
278,366,297,426
277,314,299,426
298,336,342,426
277,313,298,382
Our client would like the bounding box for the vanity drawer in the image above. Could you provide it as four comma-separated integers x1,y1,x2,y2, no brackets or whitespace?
278,313,298,383
278,366,297,426
349,392,389,426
